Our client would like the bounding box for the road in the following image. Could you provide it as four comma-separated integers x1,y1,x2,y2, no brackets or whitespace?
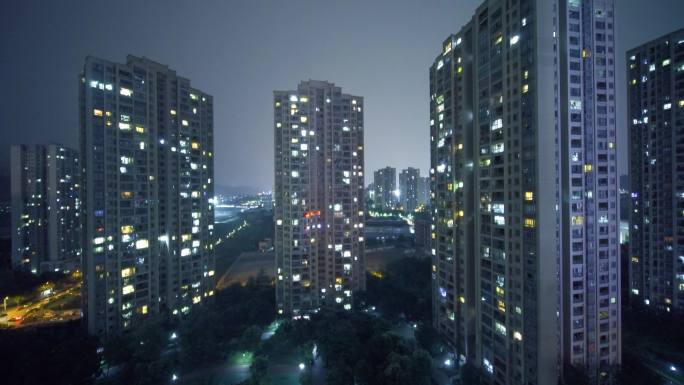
0,282,81,328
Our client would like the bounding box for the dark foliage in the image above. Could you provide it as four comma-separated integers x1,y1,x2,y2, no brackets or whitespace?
359,256,432,324
179,277,275,371
266,310,432,385
0,321,100,385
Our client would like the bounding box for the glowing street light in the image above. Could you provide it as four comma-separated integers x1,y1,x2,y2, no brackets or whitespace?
670,365,678,372
299,362,306,371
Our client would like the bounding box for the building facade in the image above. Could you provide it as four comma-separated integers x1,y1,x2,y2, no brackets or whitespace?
10,144,81,274
373,167,397,210
430,0,620,383
274,80,365,317
628,28,684,312
399,167,420,213
417,176,431,208
80,55,215,336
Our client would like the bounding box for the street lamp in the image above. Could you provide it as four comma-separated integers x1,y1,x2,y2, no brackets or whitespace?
299,363,306,371
3,296,8,312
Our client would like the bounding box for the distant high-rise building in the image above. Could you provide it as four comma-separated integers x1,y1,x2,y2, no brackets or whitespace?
365,182,375,204
619,175,629,245
399,167,420,213
274,80,365,317
417,176,430,208
80,55,215,336
430,1,620,383
10,144,81,274
373,167,396,210
628,28,684,313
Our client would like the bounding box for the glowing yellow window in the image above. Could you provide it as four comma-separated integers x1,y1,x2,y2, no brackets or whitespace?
522,84,529,94
497,300,506,312
459,296,465,304
300,116,308,123
122,285,134,295
335,277,343,284
121,267,135,278
524,218,536,228
191,142,200,149
524,191,534,201
121,191,133,199
121,225,134,234
140,305,148,315
572,216,584,226
584,164,593,172
135,126,145,133
93,109,103,117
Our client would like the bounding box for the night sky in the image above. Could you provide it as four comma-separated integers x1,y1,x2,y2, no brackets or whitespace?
2,0,683,191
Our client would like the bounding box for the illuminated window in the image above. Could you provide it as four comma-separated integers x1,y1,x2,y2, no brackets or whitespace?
524,218,536,228
121,225,134,234
522,84,529,93
122,285,135,295
509,35,520,46
182,120,189,126
524,191,534,201
135,239,148,249
121,191,133,199
170,109,177,115
495,321,507,336
300,116,308,123
584,164,593,172
491,118,503,131
120,87,132,97
93,109,103,117
135,125,145,133
118,122,131,130
121,267,135,278
191,142,200,149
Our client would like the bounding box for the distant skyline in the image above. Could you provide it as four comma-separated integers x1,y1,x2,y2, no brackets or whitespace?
2,0,684,190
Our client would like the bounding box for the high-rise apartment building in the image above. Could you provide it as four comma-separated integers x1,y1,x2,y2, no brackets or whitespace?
274,80,365,317
80,55,215,336
10,144,81,274
373,167,397,210
430,1,620,383
399,167,420,213
417,176,431,207
628,28,684,312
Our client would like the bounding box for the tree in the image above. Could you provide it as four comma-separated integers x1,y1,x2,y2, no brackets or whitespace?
239,325,262,352
250,355,269,385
